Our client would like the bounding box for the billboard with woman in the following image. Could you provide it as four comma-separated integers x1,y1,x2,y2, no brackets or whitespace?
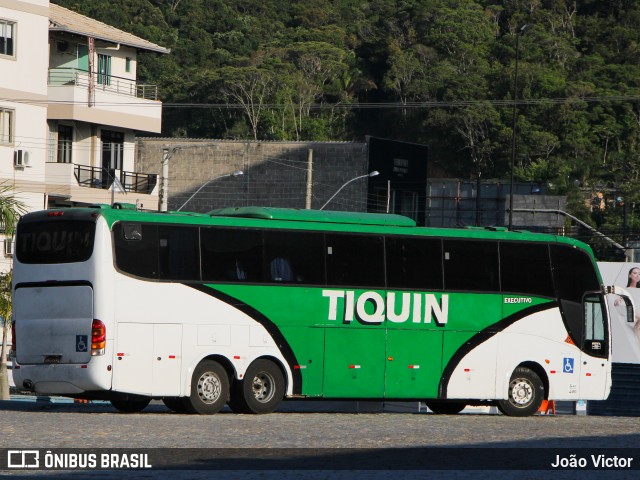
599,262,640,364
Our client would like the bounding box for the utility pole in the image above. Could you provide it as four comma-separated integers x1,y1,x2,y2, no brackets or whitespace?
305,149,313,209
508,24,530,230
160,147,169,212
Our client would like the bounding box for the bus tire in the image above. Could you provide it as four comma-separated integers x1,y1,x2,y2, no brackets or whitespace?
426,401,466,415
497,367,544,417
183,360,229,415
162,397,188,413
110,398,150,413
232,359,285,414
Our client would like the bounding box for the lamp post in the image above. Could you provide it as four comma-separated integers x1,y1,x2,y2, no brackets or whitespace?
177,170,244,211
508,23,530,230
320,171,379,210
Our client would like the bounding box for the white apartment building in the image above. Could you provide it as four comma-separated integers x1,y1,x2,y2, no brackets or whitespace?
0,0,168,272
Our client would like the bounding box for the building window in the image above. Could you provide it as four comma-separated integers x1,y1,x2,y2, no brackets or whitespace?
125,57,131,73
97,53,111,85
101,130,124,172
47,122,56,162
0,20,15,57
0,108,13,144
57,125,73,163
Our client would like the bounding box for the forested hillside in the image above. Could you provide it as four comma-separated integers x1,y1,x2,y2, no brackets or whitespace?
53,0,640,233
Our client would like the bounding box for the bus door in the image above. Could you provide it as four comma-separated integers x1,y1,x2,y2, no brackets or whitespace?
112,323,182,396
578,293,610,399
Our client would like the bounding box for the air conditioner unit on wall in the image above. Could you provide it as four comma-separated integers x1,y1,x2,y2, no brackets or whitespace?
4,239,13,257
14,150,31,168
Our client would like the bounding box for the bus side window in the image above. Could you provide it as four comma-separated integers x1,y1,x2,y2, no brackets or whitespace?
114,222,159,279
158,226,200,281
201,227,264,282
386,236,443,290
443,239,499,292
550,245,600,304
326,233,384,288
500,242,554,297
263,230,324,285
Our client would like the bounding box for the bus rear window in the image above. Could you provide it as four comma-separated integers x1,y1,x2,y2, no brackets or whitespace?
16,220,96,264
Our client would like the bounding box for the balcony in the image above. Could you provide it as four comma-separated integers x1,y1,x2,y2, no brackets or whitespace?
48,68,158,100
45,162,159,207
47,68,162,133
75,165,157,194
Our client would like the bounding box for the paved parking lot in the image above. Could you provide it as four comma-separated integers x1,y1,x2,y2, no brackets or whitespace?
1,397,639,479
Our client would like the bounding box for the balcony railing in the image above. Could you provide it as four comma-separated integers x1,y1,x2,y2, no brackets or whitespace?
48,67,159,101
74,165,157,195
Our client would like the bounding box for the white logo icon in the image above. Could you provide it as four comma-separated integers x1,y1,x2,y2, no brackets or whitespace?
8,450,40,468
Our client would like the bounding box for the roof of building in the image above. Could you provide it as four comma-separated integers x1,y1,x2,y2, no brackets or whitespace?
49,4,170,54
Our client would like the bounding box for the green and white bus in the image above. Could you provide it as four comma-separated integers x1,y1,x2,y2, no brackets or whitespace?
11,205,635,416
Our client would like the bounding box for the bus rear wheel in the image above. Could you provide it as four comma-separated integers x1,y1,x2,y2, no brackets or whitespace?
426,401,466,415
110,398,150,413
229,359,284,414
183,360,229,414
497,367,544,417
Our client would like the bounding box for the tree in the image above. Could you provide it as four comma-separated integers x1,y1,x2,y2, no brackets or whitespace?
0,271,13,400
0,186,27,400
218,66,275,140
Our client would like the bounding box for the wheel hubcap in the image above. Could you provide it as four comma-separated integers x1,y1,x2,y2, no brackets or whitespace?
510,379,533,406
197,372,221,404
252,372,276,403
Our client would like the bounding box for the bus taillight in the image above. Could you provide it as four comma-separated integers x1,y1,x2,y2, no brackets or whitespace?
91,319,106,356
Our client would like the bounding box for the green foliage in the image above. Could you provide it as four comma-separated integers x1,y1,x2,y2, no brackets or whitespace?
0,185,27,237
0,271,11,326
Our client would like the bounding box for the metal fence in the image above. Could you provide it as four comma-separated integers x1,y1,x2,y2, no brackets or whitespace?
74,165,157,194
48,68,158,101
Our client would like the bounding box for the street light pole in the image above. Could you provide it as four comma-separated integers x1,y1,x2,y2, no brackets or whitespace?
320,171,379,211
177,170,244,212
508,24,530,230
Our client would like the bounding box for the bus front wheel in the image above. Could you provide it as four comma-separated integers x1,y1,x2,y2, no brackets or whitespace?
183,360,229,414
229,359,285,414
497,367,544,417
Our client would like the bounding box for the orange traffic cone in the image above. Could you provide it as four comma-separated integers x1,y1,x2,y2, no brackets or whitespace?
538,400,556,415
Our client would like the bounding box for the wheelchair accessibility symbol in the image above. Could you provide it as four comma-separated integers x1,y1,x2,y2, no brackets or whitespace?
563,357,575,374
76,335,88,352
